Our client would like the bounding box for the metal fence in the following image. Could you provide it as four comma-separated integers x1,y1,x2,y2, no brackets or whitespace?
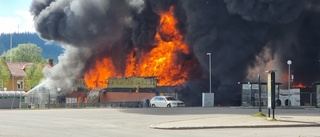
31,101,150,109
300,92,317,106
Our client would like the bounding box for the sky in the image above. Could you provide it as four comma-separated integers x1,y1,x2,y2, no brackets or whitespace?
0,0,35,33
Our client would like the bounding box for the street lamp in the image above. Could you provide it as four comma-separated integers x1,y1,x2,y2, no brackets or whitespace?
258,74,261,112
207,53,212,93
1,79,3,90
137,81,140,107
287,60,292,106
17,81,21,109
248,82,252,106
48,89,50,109
57,88,61,105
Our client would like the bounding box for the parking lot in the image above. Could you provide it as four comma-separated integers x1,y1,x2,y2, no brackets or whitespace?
0,107,319,137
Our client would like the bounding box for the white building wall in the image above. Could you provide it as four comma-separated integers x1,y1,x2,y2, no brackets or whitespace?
279,89,300,106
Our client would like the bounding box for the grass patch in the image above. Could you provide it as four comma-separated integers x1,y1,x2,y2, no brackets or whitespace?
252,112,279,121
267,118,278,121
252,112,267,117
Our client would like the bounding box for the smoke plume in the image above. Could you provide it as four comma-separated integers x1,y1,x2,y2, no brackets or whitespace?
31,0,320,105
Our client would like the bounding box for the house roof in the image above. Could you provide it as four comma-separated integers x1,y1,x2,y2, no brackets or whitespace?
6,60,54,77
6,62,33,77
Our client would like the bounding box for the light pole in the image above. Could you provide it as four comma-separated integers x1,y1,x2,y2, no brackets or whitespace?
258,74,261,112
48,89,50,109
19,91,21,109
17,81,21,109
248,82,252,106
287,60,292,106
137,81,140,107
207,53,212,93
57,88,61,107
10,34,12,62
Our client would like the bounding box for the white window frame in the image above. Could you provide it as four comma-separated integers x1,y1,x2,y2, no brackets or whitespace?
17,80,24,90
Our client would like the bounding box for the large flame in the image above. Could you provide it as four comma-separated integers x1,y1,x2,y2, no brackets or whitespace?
84,6,193,89
84,58,119,88
125,6,190,85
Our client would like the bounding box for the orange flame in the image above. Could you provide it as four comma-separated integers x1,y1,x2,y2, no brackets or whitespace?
85,6,193,89
292,82,310,88
84,58,119,88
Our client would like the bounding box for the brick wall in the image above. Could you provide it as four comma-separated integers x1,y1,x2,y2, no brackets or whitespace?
66,91,87,98
100,92,155,102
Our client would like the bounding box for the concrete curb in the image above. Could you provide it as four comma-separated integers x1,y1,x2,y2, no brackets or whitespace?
150,123,320,130
149,114,320,130
231,106,319,109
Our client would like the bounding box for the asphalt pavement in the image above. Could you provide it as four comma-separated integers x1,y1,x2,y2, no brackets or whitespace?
0,107,319,137
150,107,320,130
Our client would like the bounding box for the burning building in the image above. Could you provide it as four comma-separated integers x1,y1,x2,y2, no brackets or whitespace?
30,0,320,106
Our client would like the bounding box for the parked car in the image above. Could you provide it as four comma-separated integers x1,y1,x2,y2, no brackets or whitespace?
149,96,185,107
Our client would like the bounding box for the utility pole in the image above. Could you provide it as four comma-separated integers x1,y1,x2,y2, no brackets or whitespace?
10,34,12,62
207,53,212,93
48,89,51,109
287,60,292,106
137,81,140,107
258,74,261,113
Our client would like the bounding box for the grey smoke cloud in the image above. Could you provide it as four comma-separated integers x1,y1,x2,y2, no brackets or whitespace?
30,0,320,105
30,0,136,94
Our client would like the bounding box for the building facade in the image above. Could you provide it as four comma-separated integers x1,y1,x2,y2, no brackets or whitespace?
4,62,33,91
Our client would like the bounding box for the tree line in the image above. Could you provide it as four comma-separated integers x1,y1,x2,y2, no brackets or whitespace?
0,32,63,62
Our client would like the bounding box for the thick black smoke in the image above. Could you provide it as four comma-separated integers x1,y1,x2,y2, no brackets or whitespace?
224,0,304,24
31,0,320,105
222,0,320,85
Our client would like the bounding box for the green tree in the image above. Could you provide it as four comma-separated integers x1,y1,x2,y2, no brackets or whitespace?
0,57,10,90
2,43,43,62
24,61,45,90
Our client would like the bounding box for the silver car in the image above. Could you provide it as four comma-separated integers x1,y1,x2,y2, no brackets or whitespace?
149,96,185,107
